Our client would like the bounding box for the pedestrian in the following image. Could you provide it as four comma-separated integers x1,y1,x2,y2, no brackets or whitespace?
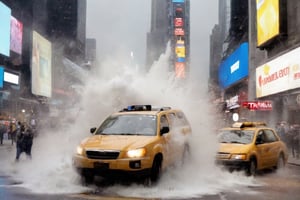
15,123,25,161
276,121,287,144
289,124,300,159
9,121,17,145
15,123,33,161
0,123,7,145
23,125,34,158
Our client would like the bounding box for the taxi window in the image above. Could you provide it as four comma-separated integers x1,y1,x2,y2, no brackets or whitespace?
167,112,189,128
160,115,169,129
264,129,278,143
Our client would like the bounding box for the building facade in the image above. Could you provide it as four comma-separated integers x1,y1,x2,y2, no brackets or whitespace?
0,0,87,123
210,0,300,126
146,0,190,79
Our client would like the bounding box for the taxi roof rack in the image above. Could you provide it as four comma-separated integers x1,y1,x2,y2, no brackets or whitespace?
232,121,267,128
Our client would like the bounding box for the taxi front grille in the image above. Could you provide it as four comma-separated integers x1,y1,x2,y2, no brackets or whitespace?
86,150,120,159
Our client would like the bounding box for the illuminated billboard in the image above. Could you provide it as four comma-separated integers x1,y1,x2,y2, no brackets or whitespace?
256,0,280,47
4,71,19,85
0,2,11,57
174,18,183,27
174,28,184,36
175,62,185,78
10,16,23,55
219,43,249,89
175,40,185,58
172,0,185,3
256,46,300,98
31,31,52,97
0,67,4,88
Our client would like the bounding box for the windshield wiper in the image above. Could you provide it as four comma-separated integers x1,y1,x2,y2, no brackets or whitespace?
229,141,245,144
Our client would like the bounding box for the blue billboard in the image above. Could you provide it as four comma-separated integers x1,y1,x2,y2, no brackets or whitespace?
218,42,249,89
172,0,185,2
0,2,11,57
0,67,4,88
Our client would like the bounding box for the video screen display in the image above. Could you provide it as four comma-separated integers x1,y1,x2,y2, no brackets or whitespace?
31,31,52,97
0,67,4,88
0,2,11,57
10,16,23,54
256,0,279,47
4,71,19,85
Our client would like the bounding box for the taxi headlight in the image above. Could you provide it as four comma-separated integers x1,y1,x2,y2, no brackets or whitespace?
76,146,84,155
230,154,246,160
127,148,146,158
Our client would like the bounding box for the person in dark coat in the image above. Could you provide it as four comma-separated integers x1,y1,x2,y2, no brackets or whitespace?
15,124,25,161
23,126,34,158
15,123,33,161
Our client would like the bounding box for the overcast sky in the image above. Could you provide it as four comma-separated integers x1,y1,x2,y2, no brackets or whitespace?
86,0,218,81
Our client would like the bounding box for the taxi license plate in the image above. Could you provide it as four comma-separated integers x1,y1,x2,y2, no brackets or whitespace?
94,162,109,169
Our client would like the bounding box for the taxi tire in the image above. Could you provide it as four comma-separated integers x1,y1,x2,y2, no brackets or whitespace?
82,173,94,185
276,153,285,170
246,158,257,176
150,156,162,183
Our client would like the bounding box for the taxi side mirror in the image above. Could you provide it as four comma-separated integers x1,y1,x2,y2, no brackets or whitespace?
90,127,97,134
160,126,169,135
255,136,263,145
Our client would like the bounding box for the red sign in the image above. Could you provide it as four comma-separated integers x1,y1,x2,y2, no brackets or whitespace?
174,18,183,27
174,28,184,36
242,101,272,111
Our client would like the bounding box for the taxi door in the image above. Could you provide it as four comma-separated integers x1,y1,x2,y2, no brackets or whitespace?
159,115,173,167
263,129,281,167
255,130,272,169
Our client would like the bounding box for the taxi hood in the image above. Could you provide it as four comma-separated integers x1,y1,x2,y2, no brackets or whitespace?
219,143,252,154
81,135,157,151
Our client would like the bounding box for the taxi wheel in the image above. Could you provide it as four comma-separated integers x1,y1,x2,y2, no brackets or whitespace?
82,173,94,185
246,158,257,176
276,154,285,170
150,156,162,183
181,144,190,165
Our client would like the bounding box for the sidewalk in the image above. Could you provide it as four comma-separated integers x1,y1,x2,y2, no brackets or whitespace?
287,156,300,166
0,138,15,151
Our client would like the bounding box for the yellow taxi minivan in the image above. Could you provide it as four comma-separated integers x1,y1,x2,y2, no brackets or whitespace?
73,105,192,184
216,121,288,176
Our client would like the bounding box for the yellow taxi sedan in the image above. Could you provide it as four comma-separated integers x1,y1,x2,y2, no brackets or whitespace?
73,105,192,184
216,121,288,176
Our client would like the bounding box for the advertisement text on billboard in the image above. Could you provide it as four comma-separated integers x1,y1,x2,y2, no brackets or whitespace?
256,46,300,98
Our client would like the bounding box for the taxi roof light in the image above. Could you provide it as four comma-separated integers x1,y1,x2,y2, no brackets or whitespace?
122,105,152,112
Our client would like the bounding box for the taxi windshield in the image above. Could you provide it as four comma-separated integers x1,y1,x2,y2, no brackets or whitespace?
218,130,254,144
96,114,157,136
